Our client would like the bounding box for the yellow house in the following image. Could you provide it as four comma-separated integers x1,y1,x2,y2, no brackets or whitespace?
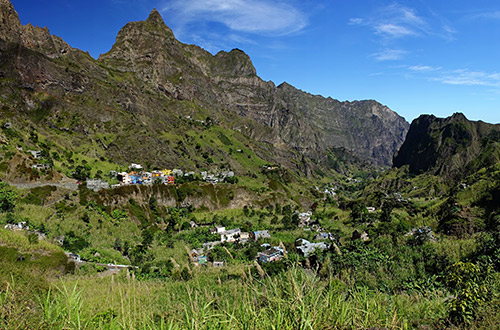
161,169,173,176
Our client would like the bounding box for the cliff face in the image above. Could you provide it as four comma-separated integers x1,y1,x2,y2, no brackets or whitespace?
0,1,409,172
393,113,500,177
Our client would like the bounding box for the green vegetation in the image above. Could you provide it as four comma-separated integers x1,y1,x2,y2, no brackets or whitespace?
1,155,500,329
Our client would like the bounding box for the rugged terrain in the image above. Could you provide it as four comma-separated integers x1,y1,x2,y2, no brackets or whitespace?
0,0,408,180
393,112,500,178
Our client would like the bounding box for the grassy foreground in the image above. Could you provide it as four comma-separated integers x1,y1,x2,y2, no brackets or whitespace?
2,265,449,330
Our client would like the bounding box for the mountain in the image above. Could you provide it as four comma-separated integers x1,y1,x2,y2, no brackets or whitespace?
0,0,408,179
393,113,500,178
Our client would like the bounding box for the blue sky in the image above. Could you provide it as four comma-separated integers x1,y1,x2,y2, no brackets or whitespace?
11,0,500,123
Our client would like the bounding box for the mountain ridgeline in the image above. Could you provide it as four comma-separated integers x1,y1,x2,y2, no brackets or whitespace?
0,0,408,177
393,113,500,178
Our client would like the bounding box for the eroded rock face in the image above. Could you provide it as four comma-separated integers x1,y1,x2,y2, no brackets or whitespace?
98,8,408,166
1,1,409,170
393,113,500,177
0,0,22,42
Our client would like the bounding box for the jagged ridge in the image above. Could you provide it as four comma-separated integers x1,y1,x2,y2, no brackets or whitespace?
393,113,500,177
0,1,409,174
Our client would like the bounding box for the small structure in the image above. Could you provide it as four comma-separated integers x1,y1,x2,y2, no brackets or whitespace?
2,122,12,129
129,163,143,170
54,236,65,246
220,228,241,243
258,247,284,263
167,176,175,185
239,232,250,243
351,230,370,242
295,239,329,257
298,211,312,227
405,226,436,242
212,225,226,234
117,172,131,185
31,163,50,170
65,252,81,262
253,230,271,240
151,170,162,178
197,256,207,265
213,261,224,267
366,207,376,213
314,232,331,241
161,169,173,176
203,241,221,250
28,150,42,159
4,222,28,231
86,179,110,192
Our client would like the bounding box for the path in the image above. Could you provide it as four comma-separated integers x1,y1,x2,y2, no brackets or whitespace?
9,181,79,191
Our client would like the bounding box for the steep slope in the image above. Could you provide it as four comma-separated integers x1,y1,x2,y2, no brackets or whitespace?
0,0,408,177
393,113,500,177
97,6,408,167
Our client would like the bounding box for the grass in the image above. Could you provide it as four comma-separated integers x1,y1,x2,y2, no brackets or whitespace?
0,228,62,253
20,265,447,330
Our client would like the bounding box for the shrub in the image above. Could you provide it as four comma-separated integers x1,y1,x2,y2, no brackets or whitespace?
0,182,17,212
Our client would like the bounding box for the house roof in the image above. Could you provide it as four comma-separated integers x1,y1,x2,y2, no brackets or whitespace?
223,228,241,235
260,248,282,257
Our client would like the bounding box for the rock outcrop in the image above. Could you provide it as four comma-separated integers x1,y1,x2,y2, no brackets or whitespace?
393,113,500,177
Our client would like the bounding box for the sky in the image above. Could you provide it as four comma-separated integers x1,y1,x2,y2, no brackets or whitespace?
10,0,500,123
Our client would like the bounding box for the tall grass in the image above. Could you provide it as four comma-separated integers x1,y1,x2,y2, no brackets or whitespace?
36,266,446,330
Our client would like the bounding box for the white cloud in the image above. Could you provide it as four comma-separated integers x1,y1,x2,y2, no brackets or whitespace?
350,3,455,41
435,69,500,87
406,65,500,88
374,23,415,38
472,11,500,20
371,49,408,61
408,65,440,71
161,0,307,36
349,18,363,25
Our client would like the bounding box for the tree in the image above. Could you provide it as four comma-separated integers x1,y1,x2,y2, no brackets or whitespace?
380,199,394,222
243,205,250,217
0,182,18,212
72,164,91,181
350,201,367,225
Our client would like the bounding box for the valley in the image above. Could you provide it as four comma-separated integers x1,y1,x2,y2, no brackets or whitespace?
1,0,500,329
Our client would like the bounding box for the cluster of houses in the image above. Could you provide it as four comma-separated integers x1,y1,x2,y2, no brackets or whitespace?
25,149,51,171
405,226,436,242
86,163,235,192
4,221,46,240
189,224,273,266
188,215,336,266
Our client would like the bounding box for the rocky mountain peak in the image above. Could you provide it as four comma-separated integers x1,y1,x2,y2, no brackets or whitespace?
146,9,164,24
393,113,500,177
144,8,175,36
0,0,71,57
212,48,257,77
0,0,22,42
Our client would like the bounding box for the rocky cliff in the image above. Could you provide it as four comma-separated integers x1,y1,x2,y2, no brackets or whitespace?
393,113,500,177
0,1,409,175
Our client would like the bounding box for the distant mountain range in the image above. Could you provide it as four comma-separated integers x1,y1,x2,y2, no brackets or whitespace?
0,0,409,177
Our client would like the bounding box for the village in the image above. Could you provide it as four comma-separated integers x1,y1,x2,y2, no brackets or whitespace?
86,163,236,192
3,207,336,268
188,210,334,267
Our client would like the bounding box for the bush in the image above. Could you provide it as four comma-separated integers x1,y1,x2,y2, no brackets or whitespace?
446,261,490,325
0,182,18,212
